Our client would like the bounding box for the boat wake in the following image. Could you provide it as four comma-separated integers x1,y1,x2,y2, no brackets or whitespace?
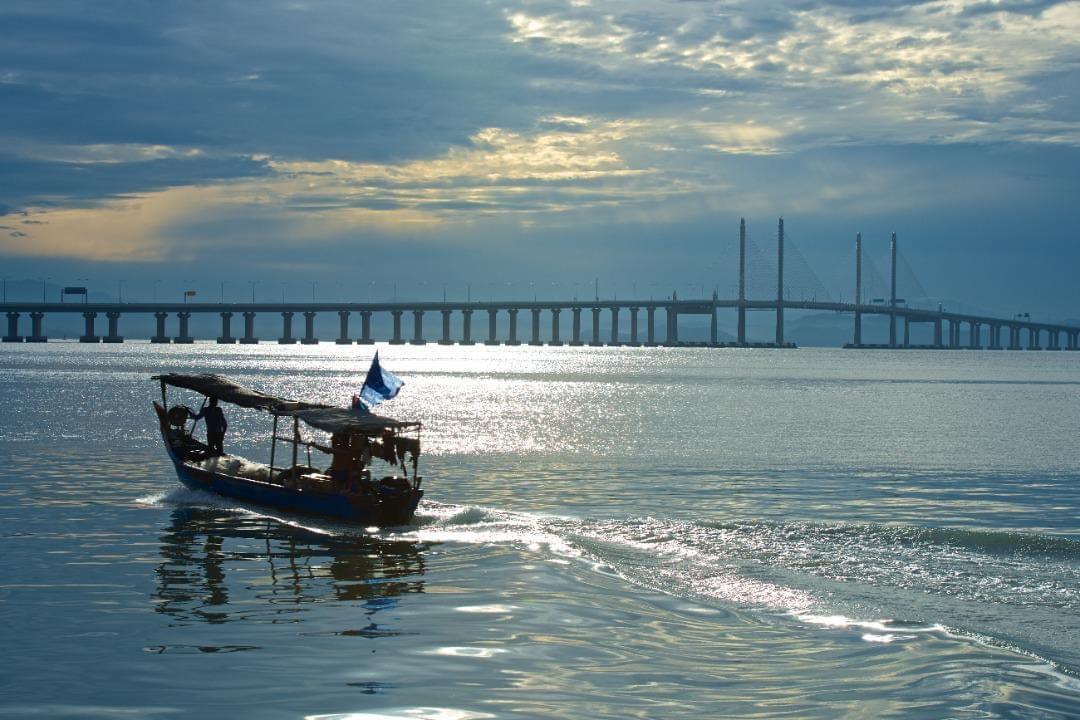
142,488,1080,679
409,501,1080,679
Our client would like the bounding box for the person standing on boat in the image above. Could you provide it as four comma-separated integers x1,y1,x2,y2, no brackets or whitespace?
193,397,227,456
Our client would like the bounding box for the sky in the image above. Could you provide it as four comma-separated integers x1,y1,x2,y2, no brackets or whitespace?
1,0,1078,319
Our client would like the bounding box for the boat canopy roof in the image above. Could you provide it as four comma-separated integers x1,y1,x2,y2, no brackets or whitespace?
153,373,419,433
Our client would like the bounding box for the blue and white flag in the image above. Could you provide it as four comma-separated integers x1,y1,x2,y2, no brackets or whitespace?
359,351,404,407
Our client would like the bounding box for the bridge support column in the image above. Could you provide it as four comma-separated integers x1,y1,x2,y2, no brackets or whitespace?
440,310,453,345
629,307,639,347
1028,327,1040,350
1008,325,1020,350
241,311,258,344
776,303,785,347
738,302,747,346
301,311,318,344
1067,331,1078,351
1048,330,1060,350
710,299,717,346
970,322,980,349
217,312,235,344
151,311,169,343
175,311,194,344
336,311,351,344
550,309,561,346
3,311,22,342
590,308,602,346
948,320,959,349
665,306,678,346
853,309,862,348
278,311,296,344
101,311,123,342
486,309,498,345
359,311,373,344
988,324,1001,350
933,318,942,348
79,311,100,343
570,308,582,346
529,308,542,346
27,311,46,342
610,307,620,346
647,307,656,346
507,309,520,346
390,310,404,344
462,309,474,345
411,310,426,345
903,317,910,348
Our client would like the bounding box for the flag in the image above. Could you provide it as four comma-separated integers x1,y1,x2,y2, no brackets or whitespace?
359,351,403,407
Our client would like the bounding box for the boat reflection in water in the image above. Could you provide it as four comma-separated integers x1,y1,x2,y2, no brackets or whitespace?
152,507,427,637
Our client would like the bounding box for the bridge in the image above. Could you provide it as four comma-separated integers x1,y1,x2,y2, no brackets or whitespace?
2,219,1077,350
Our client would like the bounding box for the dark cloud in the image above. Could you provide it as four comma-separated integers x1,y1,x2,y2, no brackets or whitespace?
0,153,270,210
0,0,538,162
960,0,1069,17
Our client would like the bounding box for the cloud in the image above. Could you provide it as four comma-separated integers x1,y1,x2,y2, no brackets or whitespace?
0,0,1077,321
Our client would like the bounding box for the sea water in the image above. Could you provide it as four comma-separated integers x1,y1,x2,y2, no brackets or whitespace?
0,343,1078,719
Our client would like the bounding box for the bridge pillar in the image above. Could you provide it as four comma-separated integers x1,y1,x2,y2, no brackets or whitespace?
410,310,423,343
3,311,22,342
570,308,582,346
933,318,942,348
27,311,46,342
629,307,639,346
486,309,499,345
665,306,678,346
529,308,542,346
390,310,404,344
987,324,1001,350
903,316,910,348
1008,325,1021,350
1028,327,1040,350
776,303,785,347
278,311,296,344
1067,331,1078,351
948,320,959,349
240,311,258,344
440,310,453,345
610,307,620,346
462,309,474,345
175,311,194,343
217,312,235,344
1048,329,1060,350
646,307,656,346
103,311,123,343
151,311,169,343
709,299,717,346
590,307,602,346
507,309,520,346
359,311,373,344
336,311,351,344
970,322,980,349
550,308,561,346
853,309,862,348
79,311,100,343
300,311,318,344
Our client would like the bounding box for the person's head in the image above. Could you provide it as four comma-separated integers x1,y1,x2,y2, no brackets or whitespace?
209,397,219,407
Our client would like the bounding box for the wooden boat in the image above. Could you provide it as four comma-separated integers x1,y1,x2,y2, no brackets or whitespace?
152,373,423,525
